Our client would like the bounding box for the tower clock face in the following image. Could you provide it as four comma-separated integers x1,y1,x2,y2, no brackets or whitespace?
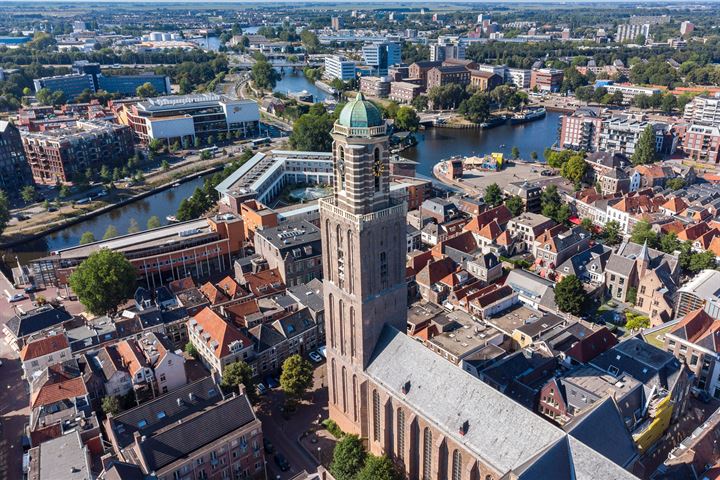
373,157,384,177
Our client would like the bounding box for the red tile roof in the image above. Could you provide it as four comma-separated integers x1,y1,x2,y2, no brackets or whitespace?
661,197,688,214
216,276,241,298
193,307,252,359
200,282,230,305
31,376,87,408
115,340,148,377
20,335,69,361
167,276,195,294
670,308,717,344
243,268,286,297
566,327,618,363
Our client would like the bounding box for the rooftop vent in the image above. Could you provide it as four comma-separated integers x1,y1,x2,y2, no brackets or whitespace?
401,381,411,395
459,420,469,436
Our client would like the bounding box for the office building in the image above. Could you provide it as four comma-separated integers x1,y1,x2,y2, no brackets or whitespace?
389,81,423,103
21,120,134,185
98,74,171,96
680,21,695,36
121,93,260,144
605,84,661,103
615,23,650,43
34,68,171,100
362,42,401,76
33,74,95,100
359,76,391,97
408,61,442,89
530,68,564,93
430,43,465,62
508,68,532,89
324,55,356,81
684,95,720,126
0,121,32,195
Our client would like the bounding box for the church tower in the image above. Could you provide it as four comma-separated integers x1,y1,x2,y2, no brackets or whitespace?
320,93,407,435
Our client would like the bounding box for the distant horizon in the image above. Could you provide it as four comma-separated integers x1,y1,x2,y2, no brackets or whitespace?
3,0,712,3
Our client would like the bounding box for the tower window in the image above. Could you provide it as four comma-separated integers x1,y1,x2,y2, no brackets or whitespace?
374,148,381,192
380,252,388,290
339,299,345,356
397,408,405,459
350,307,356,358
373,390,381,442
341,366,348,413
452,450,462,480
352,375,358,422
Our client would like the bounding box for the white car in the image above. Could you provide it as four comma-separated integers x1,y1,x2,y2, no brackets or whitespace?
8,293,26,302
318,345,327,358
309,351,323,363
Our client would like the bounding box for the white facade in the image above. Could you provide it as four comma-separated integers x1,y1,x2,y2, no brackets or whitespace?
147,115,195,140
324,55,356,81
508,68,531,89
616,23,650,43
605,84,661,102
684,95,720,127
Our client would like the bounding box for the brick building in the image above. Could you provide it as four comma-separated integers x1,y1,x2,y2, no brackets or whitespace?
426,65,471,90
530,68,564,92
21,120,133,185
469,70,503,92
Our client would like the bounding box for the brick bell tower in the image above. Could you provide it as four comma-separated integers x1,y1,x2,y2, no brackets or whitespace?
319,93,407,436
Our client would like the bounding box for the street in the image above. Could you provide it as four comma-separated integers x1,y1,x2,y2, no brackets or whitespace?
256,363,328,480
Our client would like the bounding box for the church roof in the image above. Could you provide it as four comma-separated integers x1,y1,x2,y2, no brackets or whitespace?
337,92,384,128
365,326,638,478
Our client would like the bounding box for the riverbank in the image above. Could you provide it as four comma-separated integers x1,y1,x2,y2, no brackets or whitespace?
0,164,224,250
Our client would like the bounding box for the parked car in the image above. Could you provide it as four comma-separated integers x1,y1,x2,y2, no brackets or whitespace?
256,383,267,396
263,438,274,454
274,453,290,472
265,376,279,389
318,345,327,358
8,293,26,302
309,351,323,363
24,285,39,294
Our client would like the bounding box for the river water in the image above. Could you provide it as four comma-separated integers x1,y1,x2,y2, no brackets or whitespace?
2,72,564,266
273,69,334,103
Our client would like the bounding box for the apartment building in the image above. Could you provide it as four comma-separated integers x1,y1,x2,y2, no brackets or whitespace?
359,76,391,98
188,307,254,378
684,95,720,126
507,212,556,253
324,55,356,81
615,23,650,43
598,116,675,156
682,124,720,164
605,84,662,103
389,81,422,103
0,121,32,196
507,68,531,88
253,219,323,287
21,120,134,185
20,333,71,380
530,68,564,92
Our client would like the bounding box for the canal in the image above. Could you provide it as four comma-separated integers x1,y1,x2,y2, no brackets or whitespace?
273,69,334,103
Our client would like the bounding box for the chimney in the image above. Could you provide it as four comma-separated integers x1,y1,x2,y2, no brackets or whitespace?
401,381,411,395
459,420,469,436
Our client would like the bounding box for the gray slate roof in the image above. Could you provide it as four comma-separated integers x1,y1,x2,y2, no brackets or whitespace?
365,326,639,478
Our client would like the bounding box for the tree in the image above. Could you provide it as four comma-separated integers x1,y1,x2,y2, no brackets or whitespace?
505,196,524,216
411,95,428,112
220,361,257,403
356,455,402,480
511,146,520,160
484,183,503,207
659,233,680,254
331,435,366,480
580,218,594,233
251,59,280,90
560,154,587,184
184,342,198,358
100,164,111,182
631,125,658,166
554,275,585,316
665,177,686,190
394,106,420,132
459,92,491,123
147,216,161,229
148,138,164,153
69,249,136,315
541,185,568,224
530,151,538,161
161,159,170,172
289,110,334,151
625,312,650,332
103,225,119,240
626,287,638,305
21,185,36,204
603,220,621,246
689,250,717,273
194,137,202,149
79,231,96,245
136,82,158,98
661,93,677,114
127,218,140,234
102,396,120,416
630,221,658,248
280,354,314,406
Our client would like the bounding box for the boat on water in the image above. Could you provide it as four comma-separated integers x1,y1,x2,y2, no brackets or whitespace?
315,80,338,95
172,182,181,187
166,215,178,223
509,107,546,125
479,116,507,129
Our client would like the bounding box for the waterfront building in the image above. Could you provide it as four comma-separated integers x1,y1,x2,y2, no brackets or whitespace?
120,93,259,144
0,121,32,195
320,92,637,479
426,65,471,90
605,84,662,103
530,68,564,92
469,70,503,92
598,116,676,157
559,107,604,152
21,120,134,185
408,60,443,89
389,81,422,103
215,150,333,209
507,68,532,88
324,55,356,81
359,76,391,97
361,42,401,76
683,94,720,126
28,214,246,288
615,23,650,43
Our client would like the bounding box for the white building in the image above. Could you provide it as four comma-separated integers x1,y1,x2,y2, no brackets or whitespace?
605,84,662,102
615,23,650,43
507,68,531,89
684,94,720,127
324,55,356,81
362,42,401,76
20,334,71,380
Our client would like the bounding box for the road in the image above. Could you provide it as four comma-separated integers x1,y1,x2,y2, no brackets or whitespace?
256,363,327,480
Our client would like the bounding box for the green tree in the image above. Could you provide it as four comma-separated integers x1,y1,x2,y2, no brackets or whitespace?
580,218,594,233
280,354,314,407
689,250,717,273
484,183,503,207
630,221,658,248
220,360,257,403
194,137,202,149
631,125,658,166
459,92,491,123
665,177,686,190
411,95,428,112
661,93,677,114
659,233,680,254
79,231,96,245
21,185,36,204
135,82,158,98
511,146,520,160
356,455,402,480
147,216,161,229
561,154,587,184
289,110,334,151
59,185,70,199
603,220,621,246
554,275,585,315
530,151,538,161
68,249,136,315
184,342,198,358
251,59,280,90
331,435,366,480
102,396,120,416
100,164,111,182
626,287,638,305
127,218,140,234
505,196,524,216
161,159,170,172
103,225,119,240
625,312,650,332
394,106,420,132
148,138,164,153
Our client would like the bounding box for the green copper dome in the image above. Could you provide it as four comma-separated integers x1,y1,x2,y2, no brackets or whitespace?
337,92,384,128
